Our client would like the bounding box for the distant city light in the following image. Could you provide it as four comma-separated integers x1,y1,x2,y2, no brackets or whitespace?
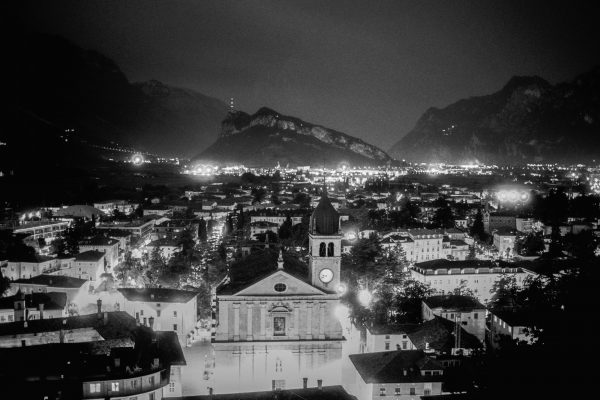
496,189,529,203
131,154,144,165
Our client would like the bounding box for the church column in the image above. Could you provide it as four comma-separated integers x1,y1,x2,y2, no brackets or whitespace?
246,302,253,341
233,303,240,341
259,302,267,340
306,302,313,340
293,302,300,340
318,302,326,339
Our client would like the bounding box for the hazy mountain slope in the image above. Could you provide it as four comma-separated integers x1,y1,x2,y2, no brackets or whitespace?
15,34,227,157
194,107,393,167
389,68,600,164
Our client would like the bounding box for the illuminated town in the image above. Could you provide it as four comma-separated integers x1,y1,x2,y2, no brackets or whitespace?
4,1,599,400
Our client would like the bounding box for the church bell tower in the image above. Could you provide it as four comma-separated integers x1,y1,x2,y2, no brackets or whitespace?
308,186,342,293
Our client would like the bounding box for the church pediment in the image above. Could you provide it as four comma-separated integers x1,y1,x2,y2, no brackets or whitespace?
233,271,327,296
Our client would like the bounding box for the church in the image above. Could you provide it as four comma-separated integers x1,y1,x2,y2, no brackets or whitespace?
208,189,345,393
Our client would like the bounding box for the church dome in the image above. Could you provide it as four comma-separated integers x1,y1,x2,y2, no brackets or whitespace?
309,189,340,235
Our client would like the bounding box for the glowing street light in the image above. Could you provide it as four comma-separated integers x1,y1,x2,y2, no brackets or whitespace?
358,289,372,307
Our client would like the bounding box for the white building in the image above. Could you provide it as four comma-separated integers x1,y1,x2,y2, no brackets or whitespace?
2,254,60,280
347,351,444,400
422,295,486,343
79,236,120,268
117,288,198,344
411,259,531,303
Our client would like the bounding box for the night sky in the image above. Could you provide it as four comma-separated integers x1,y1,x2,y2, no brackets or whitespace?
18,0,600,150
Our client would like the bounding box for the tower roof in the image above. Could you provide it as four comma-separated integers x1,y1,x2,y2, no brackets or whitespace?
309,187,340,235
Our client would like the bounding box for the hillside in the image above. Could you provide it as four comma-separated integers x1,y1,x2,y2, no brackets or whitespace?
389,68,600,164
194,107,393,167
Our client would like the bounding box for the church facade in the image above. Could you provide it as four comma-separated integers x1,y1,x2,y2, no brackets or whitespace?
208,190,345,393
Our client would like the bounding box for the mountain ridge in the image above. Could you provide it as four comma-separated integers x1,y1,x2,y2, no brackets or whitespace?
194,107,393,167
389,67,600,164
14,33,228,157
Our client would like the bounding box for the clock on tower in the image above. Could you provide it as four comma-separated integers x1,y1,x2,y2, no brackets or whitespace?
308,186,342,292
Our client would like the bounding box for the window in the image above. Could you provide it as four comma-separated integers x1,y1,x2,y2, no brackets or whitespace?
385,342,390,350
173,324,178,331
395,387,401,395
156,303,161,307
424,389,431,396
169,382,176,392
410,388,416,395
274,283,287,292
140,310,144,316
149,393,155,400
157,310,161,317
402,341,407,350
385,335,390,339
90,383,101,393
273,317,286,336
319,242,326,257
173,310,177,317
474,313,478,319
149,376,155,386
327,242,334,257
111,382,119,392
379,387,386,396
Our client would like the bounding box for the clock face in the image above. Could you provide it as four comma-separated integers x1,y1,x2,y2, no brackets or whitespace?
319,268,334,283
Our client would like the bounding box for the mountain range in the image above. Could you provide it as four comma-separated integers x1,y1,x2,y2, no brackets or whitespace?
389,68,600,164
193,107,393,167
13,34,227,158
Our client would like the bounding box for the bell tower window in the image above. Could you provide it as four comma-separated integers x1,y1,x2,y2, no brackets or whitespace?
327,242,334,257
319,242,326,257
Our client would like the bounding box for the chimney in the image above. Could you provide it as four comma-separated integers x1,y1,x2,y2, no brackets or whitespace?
38,303,44,320
303,378,308,389
317,379,322,390
97,299,102,318
103,312,108,325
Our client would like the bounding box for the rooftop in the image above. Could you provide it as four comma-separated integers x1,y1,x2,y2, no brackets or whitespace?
349,350,443,384
0,291,67,311
179,386,356,400
79,236,119,247
12,274,88,288
0,311,137,338
118,288,199,303
424,295,486,311
74,250,105,262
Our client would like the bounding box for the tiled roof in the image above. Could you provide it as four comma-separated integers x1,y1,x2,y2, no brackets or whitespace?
424,295,486,311
349,350,443,384
12,274,87,288
79,236,119,246
0,311,137,338
178,386,356,400
74,250,105,262
118,288,198,303
0,292,67,311
407,317,482,353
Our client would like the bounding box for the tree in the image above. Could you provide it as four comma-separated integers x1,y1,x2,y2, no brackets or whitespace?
564,230,598,260
292,192,311,208
470,209,487,241
0,270,10,296
452,279,477,299
519,233,545,256
432,202,454,228
50,238,67,256
198,218,208,242
251,187,267,204
278,215,293,240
